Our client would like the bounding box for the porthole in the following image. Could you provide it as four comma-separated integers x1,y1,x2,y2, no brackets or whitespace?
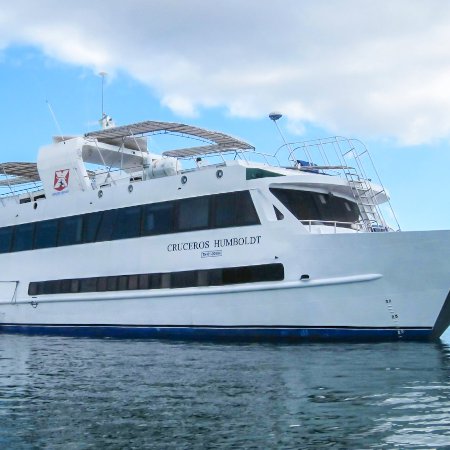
216,169,224,179
98,190,103,198
181,175,188,185
128,185,133,193
33,202,38,210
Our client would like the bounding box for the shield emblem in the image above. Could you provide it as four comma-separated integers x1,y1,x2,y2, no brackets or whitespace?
54,169,70,191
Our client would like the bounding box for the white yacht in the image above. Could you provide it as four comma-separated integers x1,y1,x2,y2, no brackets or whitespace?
0,117,449,340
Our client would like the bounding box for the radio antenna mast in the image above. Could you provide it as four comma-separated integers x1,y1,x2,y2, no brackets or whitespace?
46,99,65,142
98,72,115,129
269,112,296,166
99,71,107,118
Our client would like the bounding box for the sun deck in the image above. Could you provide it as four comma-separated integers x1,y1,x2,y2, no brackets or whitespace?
0,120,400,231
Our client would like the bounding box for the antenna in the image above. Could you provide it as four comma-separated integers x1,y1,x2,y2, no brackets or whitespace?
99,71,107,118
269,112,296,166
46,100,65,142
98,72,115,129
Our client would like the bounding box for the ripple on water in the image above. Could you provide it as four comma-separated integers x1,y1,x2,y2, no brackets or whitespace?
0,336,449,448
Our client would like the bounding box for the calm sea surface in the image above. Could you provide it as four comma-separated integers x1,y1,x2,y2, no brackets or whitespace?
1,332,450,449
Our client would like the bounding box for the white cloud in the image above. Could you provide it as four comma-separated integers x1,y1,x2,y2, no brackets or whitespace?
1,0,450,144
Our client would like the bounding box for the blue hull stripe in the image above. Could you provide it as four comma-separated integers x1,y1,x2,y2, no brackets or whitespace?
0,324,433,341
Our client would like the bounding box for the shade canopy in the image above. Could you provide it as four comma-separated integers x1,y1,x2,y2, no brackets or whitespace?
0,162,40,186
85,120,254,155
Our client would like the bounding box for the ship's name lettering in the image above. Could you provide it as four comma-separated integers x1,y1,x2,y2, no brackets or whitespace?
167,235,261,252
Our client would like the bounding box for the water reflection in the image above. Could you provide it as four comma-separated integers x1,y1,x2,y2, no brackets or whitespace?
0,335,449,448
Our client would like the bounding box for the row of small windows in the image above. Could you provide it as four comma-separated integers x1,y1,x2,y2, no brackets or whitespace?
28,263,285,296
0,191,259,254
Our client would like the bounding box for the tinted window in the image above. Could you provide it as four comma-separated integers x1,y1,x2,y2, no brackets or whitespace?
12,223,34,252
112,206,141,240
106,276,117,291
177,197,210,231
70,279,80,293
28,282,38,295
128,275,139,290
138,274,150,289
83,212,102,243
235,191,260,226
97,277,108,292
80,277,97,293
270,188,360,225
117,275,129,290
149,273,161,289
58,216,83,246
171,270,197,288
96,210,118,242
214,193,234,227
214,191,259,228
60,279,72,294
142,202,174,235
0,226,13,253
34,219,58,249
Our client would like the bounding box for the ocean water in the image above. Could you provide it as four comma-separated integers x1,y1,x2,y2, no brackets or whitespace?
1,333,450,449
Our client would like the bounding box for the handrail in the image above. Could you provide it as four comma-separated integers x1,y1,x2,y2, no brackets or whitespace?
301,219,389,233
301,219,364,233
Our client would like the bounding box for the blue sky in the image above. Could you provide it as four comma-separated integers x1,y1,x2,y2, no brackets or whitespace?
0,1,449,231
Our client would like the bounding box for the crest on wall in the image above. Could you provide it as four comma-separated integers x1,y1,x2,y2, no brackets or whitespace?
53,169,70,191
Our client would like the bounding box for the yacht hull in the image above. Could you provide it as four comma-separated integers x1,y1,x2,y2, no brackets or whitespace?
0,229,449,341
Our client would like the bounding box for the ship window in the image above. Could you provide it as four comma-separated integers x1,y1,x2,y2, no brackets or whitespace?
12,223,34,252
112,206,141,240
58,216,83,247
274,206,284,220
171,270,197,288
118,275,129,291
149,273,161,289
270,188,360,225
70,279,80,293
128,275,139,290
177,197,210,231
138,274,149,289
83,212,102,243
60,279,72,293
142,202,174,236
213,191,260,228
42,280,57,295
28,282,38,296
96,209,118,242
35,282,45,295
161,273,171,289
213,193,236,227
223,266,252,284
0,226,13,253
80,277,97,293
106,276,118,291
236,191,260,226
246,168,283,180
208,268,224,286
197,270,208,287
97,277,108,292
34,219,58,249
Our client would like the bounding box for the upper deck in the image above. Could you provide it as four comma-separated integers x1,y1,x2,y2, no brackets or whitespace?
0,119,399,232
